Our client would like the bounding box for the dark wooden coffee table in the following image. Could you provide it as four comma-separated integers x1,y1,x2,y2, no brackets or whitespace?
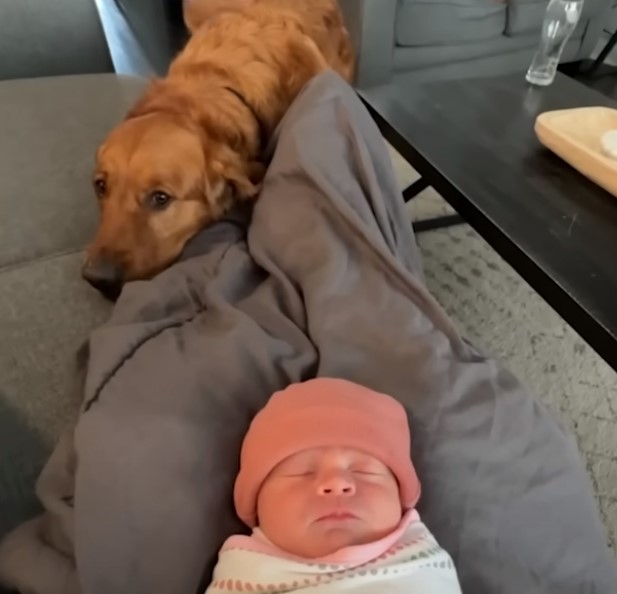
360,73,617,372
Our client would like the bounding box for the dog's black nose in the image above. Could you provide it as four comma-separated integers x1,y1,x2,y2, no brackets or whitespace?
82,257,124,301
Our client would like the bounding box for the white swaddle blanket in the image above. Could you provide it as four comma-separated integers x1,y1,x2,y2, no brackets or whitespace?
205,511,461,593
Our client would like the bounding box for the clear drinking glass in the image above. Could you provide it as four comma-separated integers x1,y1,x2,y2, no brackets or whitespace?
526,0,584,86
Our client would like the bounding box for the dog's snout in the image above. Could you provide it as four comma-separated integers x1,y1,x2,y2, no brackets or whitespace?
82,256,124,300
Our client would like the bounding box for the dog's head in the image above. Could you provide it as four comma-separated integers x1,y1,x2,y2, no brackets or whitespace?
83,80,264,299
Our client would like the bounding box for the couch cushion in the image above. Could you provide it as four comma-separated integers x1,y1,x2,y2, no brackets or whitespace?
391,34,583,81
0,74,146,271
396,0,506,47
393,26,583,71
506,0,603,36
0,73,142,542
394,31,536,70
0,251,112,540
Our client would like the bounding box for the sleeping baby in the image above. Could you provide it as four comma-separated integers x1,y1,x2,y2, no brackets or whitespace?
205,378,462,593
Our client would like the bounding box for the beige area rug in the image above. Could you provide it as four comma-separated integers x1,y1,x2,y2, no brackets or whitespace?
388,145,617,552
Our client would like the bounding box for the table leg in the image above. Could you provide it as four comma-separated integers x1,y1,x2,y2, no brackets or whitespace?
413,214,465,234
403,178,430,202
403,178,465,233
584,30,617,78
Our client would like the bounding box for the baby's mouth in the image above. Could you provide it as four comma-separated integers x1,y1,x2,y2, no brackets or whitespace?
316,510,359,522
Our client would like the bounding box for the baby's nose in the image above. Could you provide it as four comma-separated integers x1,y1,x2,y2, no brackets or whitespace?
317,472,356,496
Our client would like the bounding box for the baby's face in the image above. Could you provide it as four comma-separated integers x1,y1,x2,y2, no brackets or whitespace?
256,447,402,559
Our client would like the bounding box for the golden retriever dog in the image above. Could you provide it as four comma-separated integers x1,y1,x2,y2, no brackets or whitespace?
83,0,354,298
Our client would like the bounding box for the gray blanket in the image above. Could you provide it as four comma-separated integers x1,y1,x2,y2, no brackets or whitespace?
1,72,615,594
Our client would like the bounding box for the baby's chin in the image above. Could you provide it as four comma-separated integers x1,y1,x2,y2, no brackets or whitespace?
294,527,377,559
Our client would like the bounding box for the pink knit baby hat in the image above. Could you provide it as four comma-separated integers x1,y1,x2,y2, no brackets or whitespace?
234,378,421,527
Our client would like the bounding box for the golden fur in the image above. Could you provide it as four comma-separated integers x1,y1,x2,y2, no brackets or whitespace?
84,0,354,289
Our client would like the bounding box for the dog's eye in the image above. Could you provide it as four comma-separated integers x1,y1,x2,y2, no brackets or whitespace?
94,178,107,197
147,191,174,210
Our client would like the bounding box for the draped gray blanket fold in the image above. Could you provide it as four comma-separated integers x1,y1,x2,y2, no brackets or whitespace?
1,71,615,594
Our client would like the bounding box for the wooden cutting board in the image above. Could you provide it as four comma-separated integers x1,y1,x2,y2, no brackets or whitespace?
535,106,617,198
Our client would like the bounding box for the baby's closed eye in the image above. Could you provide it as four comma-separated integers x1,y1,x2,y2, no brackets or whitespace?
350,460,392,478
279,466,316,478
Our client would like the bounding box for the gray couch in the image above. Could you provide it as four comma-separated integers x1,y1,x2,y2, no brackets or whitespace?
113,0,612,86
0,72,146,591
0,0,113,80
0,1,612,589
0,1,146,584
339,0,612,87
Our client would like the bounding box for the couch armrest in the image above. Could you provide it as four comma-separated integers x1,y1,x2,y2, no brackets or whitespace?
115,0,187,75
339,0,398,88
0,0,113,81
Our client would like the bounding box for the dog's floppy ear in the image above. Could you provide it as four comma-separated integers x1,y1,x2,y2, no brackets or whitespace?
126,78,265,200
